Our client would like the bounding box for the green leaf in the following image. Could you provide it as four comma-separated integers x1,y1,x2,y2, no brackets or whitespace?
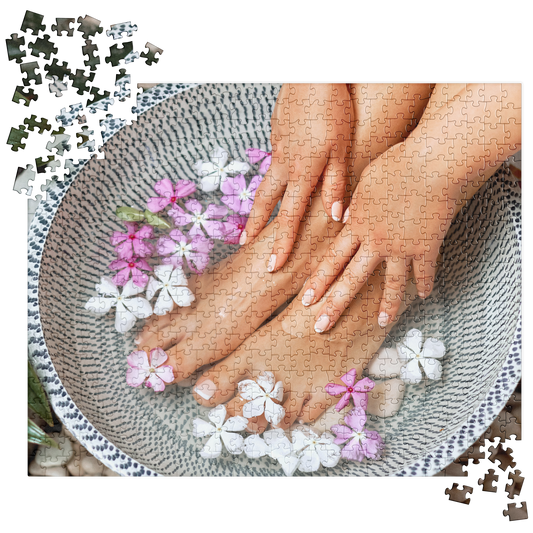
28,361,54,427
143,210,171,229
28,419,59,448
116,206,145,222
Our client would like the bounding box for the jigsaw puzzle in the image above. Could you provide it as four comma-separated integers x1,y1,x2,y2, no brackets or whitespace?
12,10,522,509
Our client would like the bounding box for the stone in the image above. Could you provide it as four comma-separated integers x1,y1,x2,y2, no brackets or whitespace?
367,378,405,418
29,460,68,476
366,346,405,379
81,455,105,476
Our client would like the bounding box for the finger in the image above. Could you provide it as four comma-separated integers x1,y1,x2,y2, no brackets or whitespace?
321,151,350,222
225,397,269,434
134,313,173,349
268,156,325,272
277,390,307,430
241,163,286,245
298,390,333,424
378,256,408,327
313,248,382,333
300,221,361,307
412,250,439,298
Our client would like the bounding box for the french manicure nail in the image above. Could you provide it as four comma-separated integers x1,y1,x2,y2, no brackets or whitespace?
418,291,426,299
239,230,247,246
314,314,331,333
194,379,217,400
302,288,315,306
267,254,277,272
332,201,343,222
342,207,350,223
378,311,389,328
134,335,141,345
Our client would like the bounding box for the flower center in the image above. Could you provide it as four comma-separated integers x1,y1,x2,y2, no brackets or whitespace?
129,234,136,240
237,224,244,230
216,427,222,433
191,213,206,224
238,189,251,201
353,431,367,442
170,196,177,203
148,367,156,374
128,262,135,268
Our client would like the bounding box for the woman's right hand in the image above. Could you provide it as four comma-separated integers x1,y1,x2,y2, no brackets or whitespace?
241,83,353,273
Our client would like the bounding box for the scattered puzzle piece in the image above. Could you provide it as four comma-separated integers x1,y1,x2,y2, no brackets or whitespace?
20,61,42,86
21,10,45,35
46,128,71,156
28,34,58,60
82,40,100,71
114,69,131,101
6,33,26,62
478,469,498,493
49,75,68,97
77,15,103,39
76,126,95,152
35,156,61,174
24,115,52,134
69,69,95,95
13,86,38,106
106,21,138,39
488,443,516,472
44,59,71,81
87,87,114,112
503,502,528,521
56,103,84,127
106,41,137,66
52,18,75,37
7,125,29,151
506,470,525,499
140,42,163,65
445,483,473,505
13,164,36,194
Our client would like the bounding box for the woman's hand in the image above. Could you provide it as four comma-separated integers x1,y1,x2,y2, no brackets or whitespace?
241,83,353,273
300,147,447,332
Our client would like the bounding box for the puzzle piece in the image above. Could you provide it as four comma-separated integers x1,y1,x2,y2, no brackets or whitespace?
49,75,68,97
70,69,95,95
21,10,45,35
56,103,84,127
140,42,163,65
35,156,61,174
478,469,498,492
20,61,42,86
77,15,103,39
76,126,96,152
106,21,138,39
503,502,528,521
445,483,473,504
7,125,28,151
114,69,131,101
6,33,26,62
28,34,58,60
106,42,138,66
488,443,516,472
52,18,75,37
13,86,38,106
44,59,71,81
24,115,52,134
46,128,71,156
87,87,114,112
82,40,100,71
505,470,525,499
13,164,36,194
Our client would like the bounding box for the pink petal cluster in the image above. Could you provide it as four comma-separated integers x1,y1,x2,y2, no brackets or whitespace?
126,347,174,392
157,228,214,274
147,178,196,213
246,148,271,175
220,174,262,215
169,199,227,240
110,222,154,260
109,256,152,288
325,368,375,411
331,407,384,461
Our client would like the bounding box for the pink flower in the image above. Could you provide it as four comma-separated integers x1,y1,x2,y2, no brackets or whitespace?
126,347,174,392
223,215,247,245
246,148,271,175
325,368,375,411
169,199,227,240
109,256,152,288
220,174,262,215
110,222,154,260
157,228,213,274
331,407,384,461
146,178,196,213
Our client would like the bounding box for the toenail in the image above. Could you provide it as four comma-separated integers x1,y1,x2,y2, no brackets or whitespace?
314,314,331,333
342,207,350,223
239,230,247,246
267,254,277,272
418,291,426,298
134,335,141,345
302,288,315,307
194,379,217,400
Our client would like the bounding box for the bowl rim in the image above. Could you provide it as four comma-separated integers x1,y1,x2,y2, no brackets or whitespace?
27,82,522,477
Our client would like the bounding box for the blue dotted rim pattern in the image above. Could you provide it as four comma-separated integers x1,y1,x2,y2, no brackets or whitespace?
27,84,522,477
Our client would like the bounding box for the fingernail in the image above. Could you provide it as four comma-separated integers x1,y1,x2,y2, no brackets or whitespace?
378,312,390,328
194,380,217,400
314,314,331,333
342,207,350,223
332,202,343,222
418,291,426,299
302,288,315,306
267,254,277,272
239,230,247,246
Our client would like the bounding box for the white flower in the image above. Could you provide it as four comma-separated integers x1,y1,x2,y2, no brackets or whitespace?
85,276,152,333
244,428,300,476
193,145,251,192
397,328,445,383
192,404,247,459
146,264,195,315
291,426,341,473
238,371,285,426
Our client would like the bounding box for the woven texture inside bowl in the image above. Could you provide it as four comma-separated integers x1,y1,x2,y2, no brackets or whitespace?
29,83,522,476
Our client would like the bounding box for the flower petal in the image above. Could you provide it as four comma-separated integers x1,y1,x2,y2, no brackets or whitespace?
154,178,174,198
263,429,291,458
155,365,174,385
115,303,137,333
325,383,347,397
193,418,215,438
330,424,353,445
174,180,196,198
341,438,365,462
146,373,166,392
169,265,187,286
170,286,195,307
340,368,357,387
353,377,375,393
291,429,309,452
226,160,251,175
258,155,271,175
335,392,352,412
126,366,148,387
270,381,284,402
223,415,248,433
153,288,174,315
208,404,227,426
403,328,423,353
127,350,149,370
243,396,266,419
201,220,226,240
150,347,168,368
316,442,341,468
96,276,119,297
344,407,367,432
210,145,229,167
220,175,244,196
419,357,443,380
421,338,446,359
147,197,170,213
110,231,128,246
400,359,423,383
121,277,145,298
298,449,321,473
244,434,269,459
145,276,163,301
257,371,275,393
238,380,263,401
200,174,220,192
220,194,242,213
278,454,300,477
246,148,269,165
125,297,152,319
221,431,244,455
264,398,285,427
200,434,222,459
363,431,384,459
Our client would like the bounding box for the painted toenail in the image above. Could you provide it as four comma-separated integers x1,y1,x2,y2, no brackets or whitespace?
314,314,331,333
302,288,315,306
134,335,141,345
378,312,390,328
418,291,426,298
239,230,247,246
267,254,277,272
332,202,343,222
194,379,217,400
